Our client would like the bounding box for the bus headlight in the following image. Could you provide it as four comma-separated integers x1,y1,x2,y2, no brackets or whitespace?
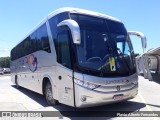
74,79,100,90
88,84,100,89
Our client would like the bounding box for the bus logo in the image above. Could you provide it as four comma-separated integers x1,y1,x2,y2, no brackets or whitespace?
26,54,37,72
116,86,121,91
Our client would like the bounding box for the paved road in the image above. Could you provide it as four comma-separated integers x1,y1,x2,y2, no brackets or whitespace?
0,75,160,120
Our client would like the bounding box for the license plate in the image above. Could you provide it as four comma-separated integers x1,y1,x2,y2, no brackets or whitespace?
113,94,124,100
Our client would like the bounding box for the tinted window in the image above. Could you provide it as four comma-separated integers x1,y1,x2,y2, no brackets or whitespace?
23,36,31,56
37,24,51,53
11,23,51,60
70,13,136,76
57,32,71,68
30,32,37,53
49,12,69,55
11,48,17,60
107,20,127,35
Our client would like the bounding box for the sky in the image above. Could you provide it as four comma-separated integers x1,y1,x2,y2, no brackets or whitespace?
0,0,160,57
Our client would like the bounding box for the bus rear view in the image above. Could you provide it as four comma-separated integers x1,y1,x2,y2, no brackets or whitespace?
10,8,147,108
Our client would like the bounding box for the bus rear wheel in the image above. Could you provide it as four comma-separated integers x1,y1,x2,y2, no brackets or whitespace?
15,76,19,89
45,82,57,106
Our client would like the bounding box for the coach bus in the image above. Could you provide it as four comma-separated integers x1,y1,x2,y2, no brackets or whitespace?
10,8,147,108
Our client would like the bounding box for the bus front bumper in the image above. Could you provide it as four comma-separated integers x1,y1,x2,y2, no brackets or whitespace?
74,84,138,108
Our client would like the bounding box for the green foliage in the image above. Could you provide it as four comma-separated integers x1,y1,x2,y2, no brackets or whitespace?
0,57,10,68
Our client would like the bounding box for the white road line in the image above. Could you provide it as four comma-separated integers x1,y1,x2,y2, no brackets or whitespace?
138,92,159,120
138,92,152,111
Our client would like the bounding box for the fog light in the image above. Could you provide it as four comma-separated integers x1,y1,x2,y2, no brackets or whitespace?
81,96,86,102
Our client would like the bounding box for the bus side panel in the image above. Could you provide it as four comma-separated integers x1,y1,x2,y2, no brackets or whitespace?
10,60,17,84
33,50,57,95
55,64,75,107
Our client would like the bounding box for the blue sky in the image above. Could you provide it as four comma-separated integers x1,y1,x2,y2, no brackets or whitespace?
0,0,160,57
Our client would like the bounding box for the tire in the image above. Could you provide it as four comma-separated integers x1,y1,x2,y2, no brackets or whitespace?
15,78,19,89
45,82,57,106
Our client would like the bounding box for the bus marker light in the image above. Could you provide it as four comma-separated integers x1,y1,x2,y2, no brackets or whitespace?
81,96,87,102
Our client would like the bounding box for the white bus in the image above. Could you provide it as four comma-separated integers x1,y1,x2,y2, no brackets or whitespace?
10,8,147,108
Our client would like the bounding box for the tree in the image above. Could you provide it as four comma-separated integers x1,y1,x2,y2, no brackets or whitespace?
0,57,10,68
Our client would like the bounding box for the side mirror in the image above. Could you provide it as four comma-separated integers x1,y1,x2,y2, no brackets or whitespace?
57,19,81,44
128,31,147,53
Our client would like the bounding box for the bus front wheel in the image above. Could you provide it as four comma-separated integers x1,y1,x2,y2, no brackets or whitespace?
45,82,57,106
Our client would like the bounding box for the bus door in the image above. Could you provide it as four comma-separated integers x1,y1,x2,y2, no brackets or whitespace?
55,27,75,107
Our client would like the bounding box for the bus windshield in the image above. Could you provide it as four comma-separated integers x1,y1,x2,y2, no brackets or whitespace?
70,13,136,76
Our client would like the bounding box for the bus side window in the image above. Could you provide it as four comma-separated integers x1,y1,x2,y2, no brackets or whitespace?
36,24,51,53
57,32,71,68
49,12,69,55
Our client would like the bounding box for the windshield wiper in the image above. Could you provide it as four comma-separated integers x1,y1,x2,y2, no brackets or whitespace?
117,47,131,72
99,46,114,76
98,50,111,76
98,37,112,73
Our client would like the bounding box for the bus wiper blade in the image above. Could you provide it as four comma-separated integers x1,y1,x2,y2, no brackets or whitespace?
98,48,112,72
117,48,131,72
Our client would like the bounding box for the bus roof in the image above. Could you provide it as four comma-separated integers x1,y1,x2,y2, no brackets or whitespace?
12,7,122,50
48,7,122,23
